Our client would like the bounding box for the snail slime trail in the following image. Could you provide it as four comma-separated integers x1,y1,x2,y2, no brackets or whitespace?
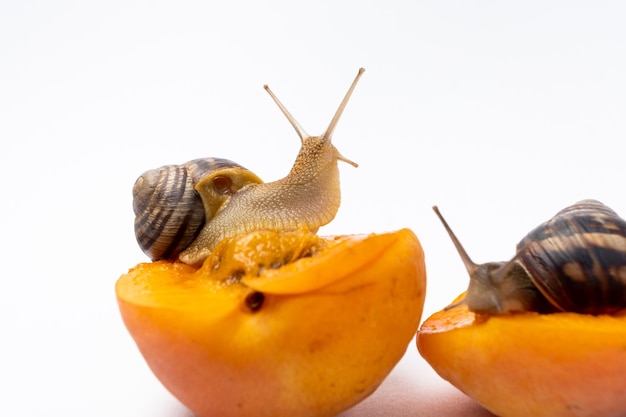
433,199,626,315
132,69,365,267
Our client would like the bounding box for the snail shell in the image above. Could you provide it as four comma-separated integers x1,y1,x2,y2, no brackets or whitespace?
433,199,626,315
516,199,626,314
133,158,262,261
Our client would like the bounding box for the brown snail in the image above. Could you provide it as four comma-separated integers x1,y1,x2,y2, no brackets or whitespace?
433,199,626,315
133,68,364,265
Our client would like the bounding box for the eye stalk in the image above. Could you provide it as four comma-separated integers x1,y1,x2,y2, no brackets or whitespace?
432,206,544,315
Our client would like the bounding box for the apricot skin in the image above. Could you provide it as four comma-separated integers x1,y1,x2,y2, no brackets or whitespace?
417,299,626,417
117,229,426,417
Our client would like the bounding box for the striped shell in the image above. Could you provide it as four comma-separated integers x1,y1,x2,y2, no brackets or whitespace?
132,158,262,261
516,199,626,314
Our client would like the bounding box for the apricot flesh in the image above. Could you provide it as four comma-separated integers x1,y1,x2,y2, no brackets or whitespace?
117,228,426,417
417,295,626,417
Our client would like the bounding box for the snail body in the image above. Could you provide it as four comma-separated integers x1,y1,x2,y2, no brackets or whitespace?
433,199,626,315
133,68,364,266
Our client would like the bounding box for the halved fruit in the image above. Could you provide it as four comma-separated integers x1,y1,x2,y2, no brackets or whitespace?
117,228,426,417
417,295,626,417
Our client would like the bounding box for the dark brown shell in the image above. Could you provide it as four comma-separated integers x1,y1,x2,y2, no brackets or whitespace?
516,199,626,314
132,158,248,261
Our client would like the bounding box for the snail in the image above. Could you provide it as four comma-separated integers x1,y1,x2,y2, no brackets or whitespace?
133,68,364,266
433,199,626,315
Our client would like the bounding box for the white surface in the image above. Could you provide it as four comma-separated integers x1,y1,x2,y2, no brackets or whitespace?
1,1,625,416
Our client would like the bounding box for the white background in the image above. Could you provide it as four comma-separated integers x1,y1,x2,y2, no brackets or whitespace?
2,1,625,416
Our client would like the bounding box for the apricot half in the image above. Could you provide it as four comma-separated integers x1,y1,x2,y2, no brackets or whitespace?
417,296,626,417
117,228,426,417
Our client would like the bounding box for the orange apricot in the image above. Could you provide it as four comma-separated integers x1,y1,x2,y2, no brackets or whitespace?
117,228,426,417
417,295,626,417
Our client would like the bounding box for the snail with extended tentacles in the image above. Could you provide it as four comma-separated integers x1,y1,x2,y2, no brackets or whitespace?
433,199,626,315
133,68,364,266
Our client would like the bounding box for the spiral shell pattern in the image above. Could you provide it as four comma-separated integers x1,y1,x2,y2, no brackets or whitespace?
516,199,626,314
133,158,248,261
